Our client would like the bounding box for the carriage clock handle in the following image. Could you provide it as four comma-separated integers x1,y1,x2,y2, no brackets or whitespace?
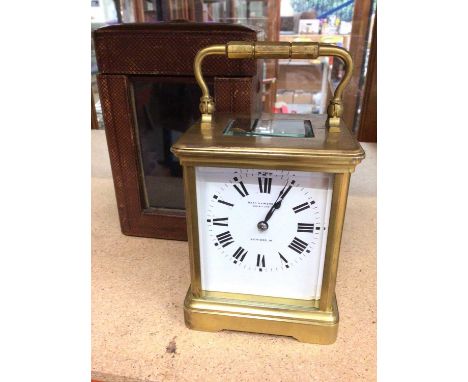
194,41,353,132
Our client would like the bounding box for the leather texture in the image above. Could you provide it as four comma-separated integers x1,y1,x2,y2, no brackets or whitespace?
215,76,262,116
98,74,189,239
94,22,257,76
94,21,261,240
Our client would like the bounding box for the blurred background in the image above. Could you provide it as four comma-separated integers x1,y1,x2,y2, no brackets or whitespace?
91,0,376,141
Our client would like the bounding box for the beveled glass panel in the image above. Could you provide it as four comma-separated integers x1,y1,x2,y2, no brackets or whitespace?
224,117,314,138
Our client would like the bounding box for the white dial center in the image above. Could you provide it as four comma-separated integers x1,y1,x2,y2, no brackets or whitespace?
196,166,334,300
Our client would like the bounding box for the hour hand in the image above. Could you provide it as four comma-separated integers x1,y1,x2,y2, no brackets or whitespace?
257,180,294,231
263,200,281,222
257,205,275,231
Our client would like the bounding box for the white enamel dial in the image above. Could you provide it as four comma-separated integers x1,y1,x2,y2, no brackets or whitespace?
195,166,334,300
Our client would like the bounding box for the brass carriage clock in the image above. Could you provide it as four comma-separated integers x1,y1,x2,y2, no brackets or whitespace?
171,41,365,344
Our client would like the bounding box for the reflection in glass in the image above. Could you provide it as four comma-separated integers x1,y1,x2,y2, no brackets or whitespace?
131,77,213,210
225,117,314,138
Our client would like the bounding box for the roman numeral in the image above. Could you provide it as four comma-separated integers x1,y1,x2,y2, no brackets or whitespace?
214,194,234,207
218,200,234,207
279,252,289,268
233,181,249,197
232,176,249,197
288,237,308,254
216,231,234,248
292,202,310,214
258,177,272,193
213,217,228,226
297,223,314,233
232,247,247,264
256,254,266,271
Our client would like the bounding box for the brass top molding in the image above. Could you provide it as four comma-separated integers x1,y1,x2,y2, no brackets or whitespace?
194,41,354,131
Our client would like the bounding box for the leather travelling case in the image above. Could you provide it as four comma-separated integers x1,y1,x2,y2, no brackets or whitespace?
94,22,261,240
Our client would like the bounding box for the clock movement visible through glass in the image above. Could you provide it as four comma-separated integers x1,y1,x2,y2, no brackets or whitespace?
196,166,334,300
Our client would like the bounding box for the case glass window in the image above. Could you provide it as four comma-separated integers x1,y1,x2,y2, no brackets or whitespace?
131,76,214,210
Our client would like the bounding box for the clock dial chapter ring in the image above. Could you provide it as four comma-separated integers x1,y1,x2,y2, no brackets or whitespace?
208,169,322,273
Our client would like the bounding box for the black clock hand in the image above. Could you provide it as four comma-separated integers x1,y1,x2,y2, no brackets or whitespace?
263,202,279,223
276,182,294,205
263,183,287,221
257,181,294,231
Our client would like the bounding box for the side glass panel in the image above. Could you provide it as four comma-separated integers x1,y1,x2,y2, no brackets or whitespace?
131,76,214,210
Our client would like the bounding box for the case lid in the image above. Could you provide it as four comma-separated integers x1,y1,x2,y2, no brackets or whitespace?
171,113,365,172
93,22,258,76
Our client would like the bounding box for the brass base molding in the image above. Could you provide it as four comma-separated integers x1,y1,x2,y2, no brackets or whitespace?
184,288,339,345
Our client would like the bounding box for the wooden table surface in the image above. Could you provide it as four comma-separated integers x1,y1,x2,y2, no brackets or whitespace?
92,130,376,382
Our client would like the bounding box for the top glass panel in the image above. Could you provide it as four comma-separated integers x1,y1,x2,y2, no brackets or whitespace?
224,117,314,138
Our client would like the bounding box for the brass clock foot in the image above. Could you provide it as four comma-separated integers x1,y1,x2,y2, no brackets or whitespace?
183,288,339,345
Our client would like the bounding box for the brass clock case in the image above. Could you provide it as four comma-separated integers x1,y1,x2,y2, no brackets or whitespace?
171,42,365,344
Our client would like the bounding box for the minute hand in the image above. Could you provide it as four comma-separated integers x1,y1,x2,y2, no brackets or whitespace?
271,182,293,214
258,181,294,230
